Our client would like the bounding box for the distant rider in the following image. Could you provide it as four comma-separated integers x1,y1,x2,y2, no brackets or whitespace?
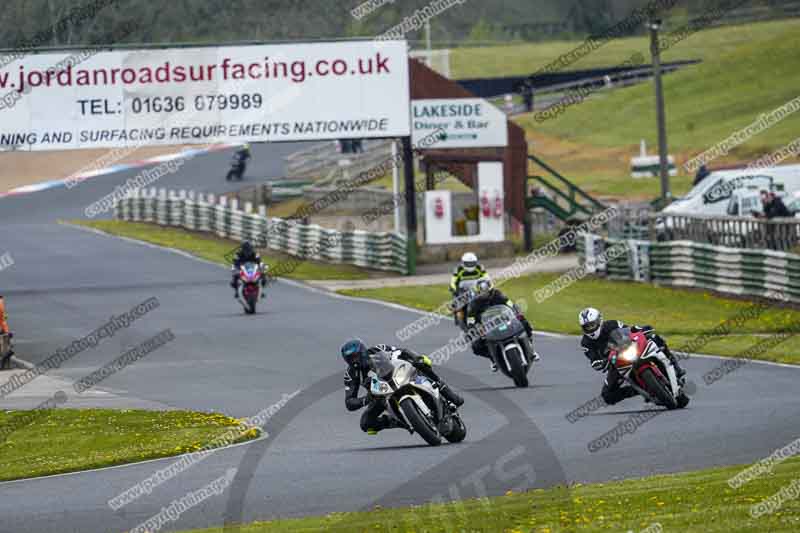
578,307,686,405
230,241,267,298
235,143,252,165
449,252,488,327
341,339,464,435
467,277,538,372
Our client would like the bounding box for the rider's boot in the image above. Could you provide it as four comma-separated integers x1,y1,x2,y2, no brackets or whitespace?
438,383,464,407
367,415,403,435
663,346,686,381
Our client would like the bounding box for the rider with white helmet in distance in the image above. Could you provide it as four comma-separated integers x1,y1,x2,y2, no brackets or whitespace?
341,339,464,435
578,307,685,405
450,252,488,326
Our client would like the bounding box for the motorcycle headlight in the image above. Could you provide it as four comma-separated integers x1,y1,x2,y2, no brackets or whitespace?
393,363,413,387
620,344,639,362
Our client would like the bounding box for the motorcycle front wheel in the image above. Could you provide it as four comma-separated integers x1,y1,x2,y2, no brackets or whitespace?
506,345,529,388
400,398,441,446
641,367,678,409
244,293,257,315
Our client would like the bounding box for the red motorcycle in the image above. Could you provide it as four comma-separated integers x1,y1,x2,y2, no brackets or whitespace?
607,328,689,410
237,262,265,315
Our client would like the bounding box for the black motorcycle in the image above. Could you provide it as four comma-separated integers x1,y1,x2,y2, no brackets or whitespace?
480,304,537,387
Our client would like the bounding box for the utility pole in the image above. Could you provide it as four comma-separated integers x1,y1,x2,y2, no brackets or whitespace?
649,18,671,203
401,137,417,275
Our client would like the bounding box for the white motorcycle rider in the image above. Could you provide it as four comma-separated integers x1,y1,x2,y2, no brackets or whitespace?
342,340,466,446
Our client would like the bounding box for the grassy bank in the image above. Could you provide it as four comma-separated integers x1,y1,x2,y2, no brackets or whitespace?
176,457,800,532
451,19,799,78
0,409,258,482
70,220,381,281
508,18,800,200
339,274,800,364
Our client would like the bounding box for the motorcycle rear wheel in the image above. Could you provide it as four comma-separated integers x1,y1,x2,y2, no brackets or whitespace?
641,367,678,409
400,398,441,446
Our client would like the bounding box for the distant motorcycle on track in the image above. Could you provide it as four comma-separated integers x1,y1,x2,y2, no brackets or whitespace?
235,262,265,314
366,350,467,447
606,327,689,410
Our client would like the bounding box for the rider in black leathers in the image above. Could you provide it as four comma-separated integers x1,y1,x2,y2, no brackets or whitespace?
467,278,537,370
341,339,464,434
578,307,686,405
230,241,267,297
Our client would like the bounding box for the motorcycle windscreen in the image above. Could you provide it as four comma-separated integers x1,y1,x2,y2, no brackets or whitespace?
241,262,260,281
367,351,396,379
608,327,633,352
481,305,524,341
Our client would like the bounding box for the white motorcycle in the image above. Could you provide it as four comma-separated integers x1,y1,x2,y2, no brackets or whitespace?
367,350,466,447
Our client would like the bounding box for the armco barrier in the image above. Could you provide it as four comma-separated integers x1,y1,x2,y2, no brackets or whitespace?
578,233,800,304
115,188,408,274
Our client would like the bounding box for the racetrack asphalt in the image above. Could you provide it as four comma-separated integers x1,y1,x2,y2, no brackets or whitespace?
1,143,799,533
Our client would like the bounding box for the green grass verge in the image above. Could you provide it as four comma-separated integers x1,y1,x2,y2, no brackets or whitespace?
339,274,800,364
176,457,800,532
69,220,380,281
0,409,258,482
451,18,798,79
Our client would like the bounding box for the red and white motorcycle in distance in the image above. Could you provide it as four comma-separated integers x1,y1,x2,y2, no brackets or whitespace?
237,262,266,315
607,328,690,410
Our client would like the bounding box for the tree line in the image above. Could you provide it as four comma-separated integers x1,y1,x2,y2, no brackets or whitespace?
0,0,795,51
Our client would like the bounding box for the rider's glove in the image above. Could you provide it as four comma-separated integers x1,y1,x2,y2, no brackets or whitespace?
591,359,608,372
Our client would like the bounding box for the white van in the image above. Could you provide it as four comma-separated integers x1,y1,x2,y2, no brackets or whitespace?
662,163,800,217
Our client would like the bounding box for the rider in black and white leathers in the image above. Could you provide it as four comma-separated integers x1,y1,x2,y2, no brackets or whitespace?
342,341,464,434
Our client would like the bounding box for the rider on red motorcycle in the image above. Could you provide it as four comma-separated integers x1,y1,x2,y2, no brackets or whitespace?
230,241,267,298
578,307,685,405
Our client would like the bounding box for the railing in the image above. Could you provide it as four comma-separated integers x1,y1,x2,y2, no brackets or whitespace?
284,140,393,180
486,60,699,116
525,154,607,225
608,206,654,240
650,213,800,252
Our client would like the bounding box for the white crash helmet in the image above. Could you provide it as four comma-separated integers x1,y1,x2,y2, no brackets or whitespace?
461,252,479,273
579,307,603,339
